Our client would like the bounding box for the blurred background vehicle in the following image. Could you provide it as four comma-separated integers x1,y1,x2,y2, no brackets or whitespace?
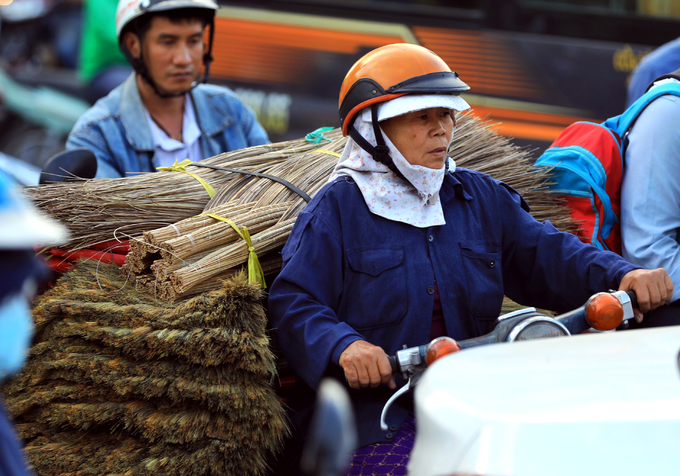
205,0,680,153
0,0,89,174
1,0,680,174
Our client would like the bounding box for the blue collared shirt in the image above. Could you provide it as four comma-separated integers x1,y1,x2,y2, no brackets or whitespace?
268,168,637,446
66,74,269,178
621,93,680,302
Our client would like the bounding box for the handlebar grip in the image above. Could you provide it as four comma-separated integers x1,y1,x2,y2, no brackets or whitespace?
388,355,399,374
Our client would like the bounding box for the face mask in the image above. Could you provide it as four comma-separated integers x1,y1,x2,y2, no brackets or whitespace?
0,293,33,382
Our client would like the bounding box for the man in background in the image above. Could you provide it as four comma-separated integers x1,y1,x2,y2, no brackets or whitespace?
67,0,268,178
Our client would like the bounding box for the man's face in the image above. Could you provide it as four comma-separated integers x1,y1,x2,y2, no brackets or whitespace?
129,16,206,94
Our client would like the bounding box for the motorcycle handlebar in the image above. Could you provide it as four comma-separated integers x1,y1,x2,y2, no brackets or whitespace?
388,290,639,375
388,355,398,375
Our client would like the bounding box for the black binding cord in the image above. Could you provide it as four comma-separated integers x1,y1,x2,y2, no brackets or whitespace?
187,163,312,202
348,104,406,180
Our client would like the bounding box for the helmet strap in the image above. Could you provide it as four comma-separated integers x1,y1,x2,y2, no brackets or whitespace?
349,104,406,180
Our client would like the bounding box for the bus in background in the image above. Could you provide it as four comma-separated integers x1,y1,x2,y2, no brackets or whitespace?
208,0,679,154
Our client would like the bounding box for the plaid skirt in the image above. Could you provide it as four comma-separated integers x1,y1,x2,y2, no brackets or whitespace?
347,413,416,476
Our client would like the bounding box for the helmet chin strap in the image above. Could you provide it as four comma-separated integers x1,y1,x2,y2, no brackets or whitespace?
348,104,406,180
348,103,450,180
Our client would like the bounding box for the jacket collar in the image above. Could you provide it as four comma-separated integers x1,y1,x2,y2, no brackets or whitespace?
440,170,473,204
119,74,235,153
190,86,234,137
120,74,155,152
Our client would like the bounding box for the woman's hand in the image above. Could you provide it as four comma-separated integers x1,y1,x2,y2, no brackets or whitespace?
619,268,674,322
339,340,396,390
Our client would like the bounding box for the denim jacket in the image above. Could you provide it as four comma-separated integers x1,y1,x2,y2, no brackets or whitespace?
66,74,270,178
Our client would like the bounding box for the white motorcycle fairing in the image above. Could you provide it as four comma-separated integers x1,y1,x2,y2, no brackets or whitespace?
409,326,680,476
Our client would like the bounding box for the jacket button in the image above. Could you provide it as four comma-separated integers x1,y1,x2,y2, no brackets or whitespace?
428,234,434,242
385,432,394,440
488,260,496,268
389,425,398,432
427,286,435,295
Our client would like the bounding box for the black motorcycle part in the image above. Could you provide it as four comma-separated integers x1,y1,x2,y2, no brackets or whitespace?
39,147,97,184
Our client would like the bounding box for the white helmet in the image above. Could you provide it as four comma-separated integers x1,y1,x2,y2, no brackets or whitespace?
115,0,218,97
115,0,218,39
0,172,68,249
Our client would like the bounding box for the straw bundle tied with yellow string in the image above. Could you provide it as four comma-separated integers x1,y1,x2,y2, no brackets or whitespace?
27,115,576,302
0,262,288,476
24,132,343,250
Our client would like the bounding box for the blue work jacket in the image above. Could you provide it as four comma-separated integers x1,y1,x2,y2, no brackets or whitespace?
66,74,269,178
268,168,638,447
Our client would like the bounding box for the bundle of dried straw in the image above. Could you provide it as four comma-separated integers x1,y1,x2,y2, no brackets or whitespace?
28,115,575,301
1,262,287,476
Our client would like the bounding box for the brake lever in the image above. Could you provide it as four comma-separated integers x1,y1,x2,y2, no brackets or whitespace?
380,381,411,431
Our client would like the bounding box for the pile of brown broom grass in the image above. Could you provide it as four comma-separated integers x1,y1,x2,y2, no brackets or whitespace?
1,262,288,476
25,115,575,302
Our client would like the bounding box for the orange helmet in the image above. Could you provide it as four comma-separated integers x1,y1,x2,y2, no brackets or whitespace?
339,43,470,135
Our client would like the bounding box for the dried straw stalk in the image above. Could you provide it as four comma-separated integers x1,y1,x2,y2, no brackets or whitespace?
26,117,573,252
25,130,343,249
171,219,295,295
159,202,290,263
158,253,283,302
150,248,213,282
143,201,254,247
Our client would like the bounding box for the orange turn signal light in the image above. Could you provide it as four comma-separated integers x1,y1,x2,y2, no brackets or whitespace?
586,293,624,331
426,336,461,366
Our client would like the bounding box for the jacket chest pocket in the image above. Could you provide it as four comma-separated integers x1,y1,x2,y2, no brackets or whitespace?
459,241,503,324
343,247,408,330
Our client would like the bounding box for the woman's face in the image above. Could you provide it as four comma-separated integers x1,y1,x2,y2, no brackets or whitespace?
380,107,455,169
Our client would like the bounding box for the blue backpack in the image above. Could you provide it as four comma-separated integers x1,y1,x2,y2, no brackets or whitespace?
534,80,680,254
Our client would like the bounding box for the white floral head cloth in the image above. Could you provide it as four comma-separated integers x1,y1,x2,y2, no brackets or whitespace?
328,94,470,228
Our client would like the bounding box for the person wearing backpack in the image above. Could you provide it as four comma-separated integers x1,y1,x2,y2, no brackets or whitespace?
620,70,680,327
535,68,680,328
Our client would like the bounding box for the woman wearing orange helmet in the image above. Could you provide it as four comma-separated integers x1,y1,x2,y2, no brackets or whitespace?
268,44,672,475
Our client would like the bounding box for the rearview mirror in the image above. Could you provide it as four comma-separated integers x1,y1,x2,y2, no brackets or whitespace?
39,148,97,184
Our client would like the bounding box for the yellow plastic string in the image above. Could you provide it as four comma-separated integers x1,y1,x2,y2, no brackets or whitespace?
201,213,266,288
315,149,341,158
157,159,216,198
